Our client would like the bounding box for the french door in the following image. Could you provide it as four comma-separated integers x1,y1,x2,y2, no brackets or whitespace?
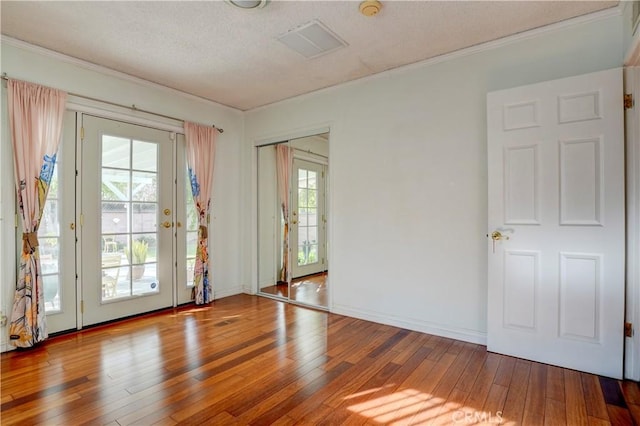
291,158,326,278
80,116,175,326
39,111,77,333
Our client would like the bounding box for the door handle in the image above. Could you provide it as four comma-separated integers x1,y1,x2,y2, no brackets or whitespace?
491,231,509,241
291,220,298,225
161,221,172,228
490,230,509,254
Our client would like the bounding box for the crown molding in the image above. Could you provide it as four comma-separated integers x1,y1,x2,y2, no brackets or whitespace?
1,35,242,114
249,5,623,113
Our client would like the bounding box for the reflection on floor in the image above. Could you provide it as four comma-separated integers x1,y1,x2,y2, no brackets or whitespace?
260,271,327,308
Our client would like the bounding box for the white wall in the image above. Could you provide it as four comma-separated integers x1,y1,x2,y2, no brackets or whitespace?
245,11,626,343
0,39,245,344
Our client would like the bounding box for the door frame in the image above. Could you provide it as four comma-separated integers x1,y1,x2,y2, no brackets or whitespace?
624,66,640,380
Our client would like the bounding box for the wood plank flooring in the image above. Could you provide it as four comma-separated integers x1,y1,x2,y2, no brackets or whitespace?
1,294,639,425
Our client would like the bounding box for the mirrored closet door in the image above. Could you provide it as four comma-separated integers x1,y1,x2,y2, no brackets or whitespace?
257,133,328,309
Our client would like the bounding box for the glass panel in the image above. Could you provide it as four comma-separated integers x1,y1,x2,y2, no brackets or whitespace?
307,208,317,226
308,171,317,189
308,226,318,244
43,274,60,312
102,135,130,169
101,254,125,301
132,172,157,202
102,169,130,201
299,208,307,227
40,201,60,236
132,263,159,296
40,237,59,274
128,234,155,265
102,202,127,233
298,227,308,247
186,231,198,257
308,245,318,264
308,188,317,208
298,188,308,208
298,170,307,188
187,206,198,231
132,203,157,233
186,258,196,287
132,141,157,172
48,165,59,199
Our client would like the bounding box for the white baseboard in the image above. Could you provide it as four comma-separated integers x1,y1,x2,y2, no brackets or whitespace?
332,304,487,346
213,285,244,300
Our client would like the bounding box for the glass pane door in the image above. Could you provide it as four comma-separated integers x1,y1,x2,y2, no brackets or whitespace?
81,116,174,326
291,158,326,279
40,111,77,333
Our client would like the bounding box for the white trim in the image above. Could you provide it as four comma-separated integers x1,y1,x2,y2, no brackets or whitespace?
625,66,640,380
67,96,185,134
332,304,487,345
627,30,640,66
1,35,242,114
254,124,331,147
248,5,623,113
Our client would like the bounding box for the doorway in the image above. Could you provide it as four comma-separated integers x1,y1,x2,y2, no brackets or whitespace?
40,113,194,333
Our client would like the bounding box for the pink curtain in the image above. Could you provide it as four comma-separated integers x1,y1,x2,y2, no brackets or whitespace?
276,144,293,283
184,122,217,304
8,80,67,348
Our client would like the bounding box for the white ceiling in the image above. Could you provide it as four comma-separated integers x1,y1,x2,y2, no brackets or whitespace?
1,1,618,111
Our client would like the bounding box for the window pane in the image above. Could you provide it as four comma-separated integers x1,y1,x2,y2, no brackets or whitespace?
308,171,317,189
298,188,308,208
308,245,318,263
132,263,159,296
48,164,59,199
102,135,130,169
307,208,317,227
132,203,157,233
102,169,130,201
40,238,59,274
132,172,157,202
298,170,307,188
186,258,196,287
102,203,127,233
308,226,318,244
132,141,157,172
43,274,60,312
40,201,60,236
187,231,198,257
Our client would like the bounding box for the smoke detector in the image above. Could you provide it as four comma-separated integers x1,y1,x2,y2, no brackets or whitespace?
359,0,382,17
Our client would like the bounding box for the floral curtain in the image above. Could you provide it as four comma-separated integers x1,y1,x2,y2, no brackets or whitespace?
276,144,293,284
8,80,67,348
184,122,217,304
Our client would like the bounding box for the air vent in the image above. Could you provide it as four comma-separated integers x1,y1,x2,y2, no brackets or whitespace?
277,20,347,59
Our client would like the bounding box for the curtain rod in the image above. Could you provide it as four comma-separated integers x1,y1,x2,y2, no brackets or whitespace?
1,73,223,133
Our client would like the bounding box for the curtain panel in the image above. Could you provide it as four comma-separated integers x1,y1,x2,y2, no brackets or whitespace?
8,80,67,347
184,122,217,304
276,144,293,284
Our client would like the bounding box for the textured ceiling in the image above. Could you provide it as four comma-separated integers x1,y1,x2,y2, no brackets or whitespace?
1,1,618,111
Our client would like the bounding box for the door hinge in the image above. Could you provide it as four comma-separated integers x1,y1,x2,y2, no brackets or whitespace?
322,257,325,265
625,322,633,337
80,126,85,141
625,94,634,110
14,214,18,228
80,213,84,227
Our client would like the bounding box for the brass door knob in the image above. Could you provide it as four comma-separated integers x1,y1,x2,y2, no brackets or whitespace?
161,221,172,228
491,231,509,241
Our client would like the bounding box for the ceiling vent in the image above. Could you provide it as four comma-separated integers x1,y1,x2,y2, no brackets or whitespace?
277,20,347,59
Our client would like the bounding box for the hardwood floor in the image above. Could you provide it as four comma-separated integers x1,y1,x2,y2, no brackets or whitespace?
1,294,639,425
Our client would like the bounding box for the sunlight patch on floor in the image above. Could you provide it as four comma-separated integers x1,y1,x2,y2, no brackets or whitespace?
346,388,506,425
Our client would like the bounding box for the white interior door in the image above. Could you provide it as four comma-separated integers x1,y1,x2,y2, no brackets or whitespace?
80,115,175,326
487,68,625,379
291,158,326,278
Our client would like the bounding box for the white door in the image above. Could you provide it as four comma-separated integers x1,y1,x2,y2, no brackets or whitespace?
291,158,326,278
80,116,175,326
40,111,77,333
176,133,198,305
487,68,625,379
